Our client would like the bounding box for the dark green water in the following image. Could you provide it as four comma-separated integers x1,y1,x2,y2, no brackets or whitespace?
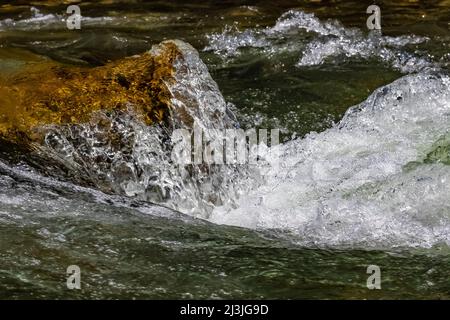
1,1,450,299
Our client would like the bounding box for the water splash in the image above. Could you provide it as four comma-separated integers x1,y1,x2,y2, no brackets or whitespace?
210,71,450,249
34,40,247,218
205,10,434,73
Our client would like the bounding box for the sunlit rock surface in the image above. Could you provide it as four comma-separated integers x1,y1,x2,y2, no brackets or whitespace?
0,40,181,144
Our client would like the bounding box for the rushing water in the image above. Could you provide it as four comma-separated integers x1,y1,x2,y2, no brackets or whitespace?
0,1,450,299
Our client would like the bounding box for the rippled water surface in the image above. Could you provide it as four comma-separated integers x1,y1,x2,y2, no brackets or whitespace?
1,1,450,299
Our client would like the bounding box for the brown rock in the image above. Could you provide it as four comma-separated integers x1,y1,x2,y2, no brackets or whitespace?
0,40,181,145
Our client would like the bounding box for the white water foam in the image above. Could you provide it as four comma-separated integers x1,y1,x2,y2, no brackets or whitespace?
205,10,434,73
210,72,450,249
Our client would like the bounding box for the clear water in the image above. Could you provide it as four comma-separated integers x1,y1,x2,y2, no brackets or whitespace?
0,1,450,299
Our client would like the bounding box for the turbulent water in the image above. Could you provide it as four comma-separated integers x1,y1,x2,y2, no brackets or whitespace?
212,72,450,249
205,10,435,73
1,1,450,299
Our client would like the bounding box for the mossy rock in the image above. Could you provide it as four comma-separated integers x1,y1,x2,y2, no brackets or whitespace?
424,134,450,165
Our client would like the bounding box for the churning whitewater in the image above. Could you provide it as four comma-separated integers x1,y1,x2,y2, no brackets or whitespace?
204,10,450,249
3,1,450,301
205,10,438,73
2,9,449,250
211,71,450,249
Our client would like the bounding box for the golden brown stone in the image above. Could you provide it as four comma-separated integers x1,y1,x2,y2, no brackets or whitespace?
0,41,181,145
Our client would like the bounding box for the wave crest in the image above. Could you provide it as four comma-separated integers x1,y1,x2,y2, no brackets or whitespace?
205,10,434,73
